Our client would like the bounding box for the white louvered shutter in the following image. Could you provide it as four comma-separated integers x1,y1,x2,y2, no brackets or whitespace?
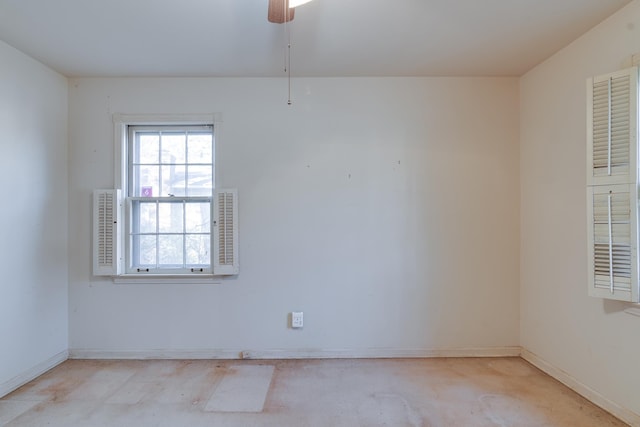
586,66,639,302
586,67,638,186
213,189,239,275
587,185,638,301
93,190,122,276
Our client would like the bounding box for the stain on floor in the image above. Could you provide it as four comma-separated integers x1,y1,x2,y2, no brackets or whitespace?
0,358,629,427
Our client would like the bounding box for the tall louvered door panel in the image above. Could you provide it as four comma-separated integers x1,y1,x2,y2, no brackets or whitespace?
586,67,639,302
93,190,122,276
213,189,239,275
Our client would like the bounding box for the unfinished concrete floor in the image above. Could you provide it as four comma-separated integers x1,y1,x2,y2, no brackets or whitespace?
0,357,627,427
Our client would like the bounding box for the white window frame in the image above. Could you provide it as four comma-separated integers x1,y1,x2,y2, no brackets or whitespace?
91,113,239,281
125,123,214,275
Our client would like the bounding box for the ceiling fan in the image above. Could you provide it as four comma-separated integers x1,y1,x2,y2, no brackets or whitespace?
268,0,314,23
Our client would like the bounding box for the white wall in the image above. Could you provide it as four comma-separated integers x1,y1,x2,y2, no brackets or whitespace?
520,0,640,420
68,77,520,357
0,41,68,397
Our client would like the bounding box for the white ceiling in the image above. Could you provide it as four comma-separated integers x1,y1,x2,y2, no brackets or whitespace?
0,0,632,78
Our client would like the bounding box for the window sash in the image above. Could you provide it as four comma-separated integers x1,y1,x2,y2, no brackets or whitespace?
126,197,211,273
128,125,214,199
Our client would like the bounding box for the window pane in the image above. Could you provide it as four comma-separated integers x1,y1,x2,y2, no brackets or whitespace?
158,202,184,233
158,235,183,266
161,165,186,196
185,202,210,233
137,133,159,164
161,132,186,164
139,202,157,233
138,235,157,266
133,165,159,197
186,165,213,196
186,235,210,265
187,133,213,164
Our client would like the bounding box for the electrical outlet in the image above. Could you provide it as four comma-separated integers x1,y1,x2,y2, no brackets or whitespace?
291,311,303,328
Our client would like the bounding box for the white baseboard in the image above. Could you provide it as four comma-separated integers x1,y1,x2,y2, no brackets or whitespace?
69,346,521,360
521,348,640,427
239,347,522,359
69,349,242,360
0,350,68,399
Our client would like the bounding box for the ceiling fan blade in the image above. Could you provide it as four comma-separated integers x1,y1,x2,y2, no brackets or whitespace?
268,0,295,23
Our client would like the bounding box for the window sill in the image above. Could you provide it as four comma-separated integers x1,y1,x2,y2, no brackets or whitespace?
113,275,223,285
624,307,640,317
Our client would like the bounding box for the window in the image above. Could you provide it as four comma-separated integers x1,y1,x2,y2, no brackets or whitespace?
92,114,238,278
127,125,213,274
586,67,639,302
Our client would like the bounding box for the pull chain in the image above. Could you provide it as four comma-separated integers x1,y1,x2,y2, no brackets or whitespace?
284,1,292,105
283,0,288,73
287,29,292,105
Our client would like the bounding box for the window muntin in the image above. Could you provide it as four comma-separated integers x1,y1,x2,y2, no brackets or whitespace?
126,125,214,274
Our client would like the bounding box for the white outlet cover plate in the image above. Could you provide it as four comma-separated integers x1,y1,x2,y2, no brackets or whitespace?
291,312,303,328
